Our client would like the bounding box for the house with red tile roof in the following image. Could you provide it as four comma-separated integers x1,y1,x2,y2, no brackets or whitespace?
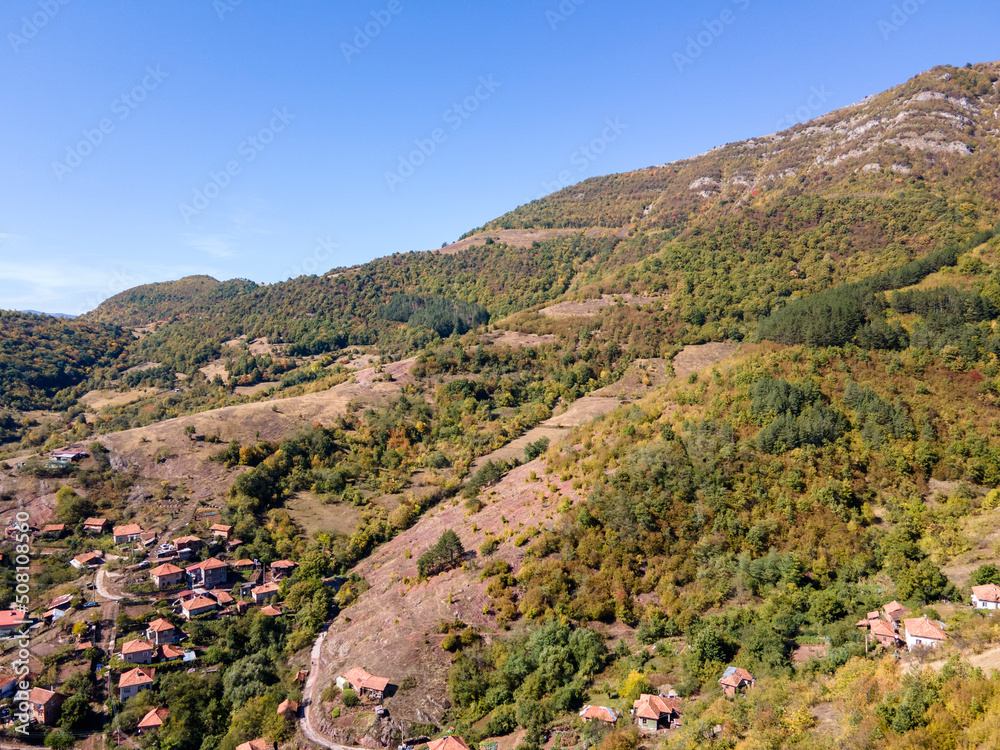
269,560,298,580
119,666,155,701
883,601,910,623
137,707,169,733
903,616,947,651
426,738,470,750
180,595,219,620
632,694,682,731
869,619,904,648
159,643,185,661
972,583,1000,610
0,609,27,636
251,582,280,604
338,666,391,700
232,558,256,572
113,524,143,545
41,524,65,537
235,739,274,750
29,688,65,726
173,535,203,552
209,523,232,540
83,518,110,534
261,604,283,617
579,705,619,724
277,698,299,719
719,667,755,697
122,639,155,664
150,563,185,589
186,557,228,588
71,551,104,569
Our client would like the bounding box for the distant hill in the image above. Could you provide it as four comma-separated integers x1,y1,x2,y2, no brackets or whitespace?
18,309,77,319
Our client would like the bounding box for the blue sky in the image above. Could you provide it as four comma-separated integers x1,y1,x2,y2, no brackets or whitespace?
1,0,997,315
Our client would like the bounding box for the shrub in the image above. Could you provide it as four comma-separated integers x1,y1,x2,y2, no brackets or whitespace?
342,688,359,707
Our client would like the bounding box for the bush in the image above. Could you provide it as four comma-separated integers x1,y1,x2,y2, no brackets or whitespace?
342,688,359,707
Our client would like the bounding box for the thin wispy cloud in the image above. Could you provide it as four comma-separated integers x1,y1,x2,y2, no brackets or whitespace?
184,233,239,259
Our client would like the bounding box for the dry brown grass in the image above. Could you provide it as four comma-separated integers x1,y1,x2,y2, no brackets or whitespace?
436,227,626,255
591,358,673,398
285,491,363,538
79,387,164,410
539,294,666,319
315,459,584,726
671,342,739,380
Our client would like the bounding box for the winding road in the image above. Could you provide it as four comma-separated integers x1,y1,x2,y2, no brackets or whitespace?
300,628,366,750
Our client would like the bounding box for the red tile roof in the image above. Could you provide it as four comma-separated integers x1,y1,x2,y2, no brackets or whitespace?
150,563,184,577
870,620,901,642
632,693,682,720
181,596,218,612
427,738,470,750
122,639,154,655
0,609,26,627
972,583,1000,604
113,524,143,536
138,707,169,729
159,644,184,660
120,667,156,687
148,618,176,632
579,705,618,723
29,687,63,705
719,667,755,688
904,617,947,642
235,739,274,750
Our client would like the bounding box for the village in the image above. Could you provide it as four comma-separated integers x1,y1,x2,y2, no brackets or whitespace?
4,441,1000,750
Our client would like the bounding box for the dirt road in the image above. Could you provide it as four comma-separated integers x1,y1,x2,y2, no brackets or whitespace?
301,628,366,750
95,569,125,601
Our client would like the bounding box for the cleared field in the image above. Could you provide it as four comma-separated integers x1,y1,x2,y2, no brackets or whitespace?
285,491,363,538
672,341,739,379
79,387,162,409
539,294,665,319
591,358,673,398
484,330,557,348
436,227,627,255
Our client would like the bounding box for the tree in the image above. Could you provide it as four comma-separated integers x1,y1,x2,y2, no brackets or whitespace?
59,691,91,731
44,729,74,750
971,564,1000,587
417,530,466,578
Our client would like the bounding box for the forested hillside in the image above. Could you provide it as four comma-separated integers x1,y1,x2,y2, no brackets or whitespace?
5,61,1000,750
